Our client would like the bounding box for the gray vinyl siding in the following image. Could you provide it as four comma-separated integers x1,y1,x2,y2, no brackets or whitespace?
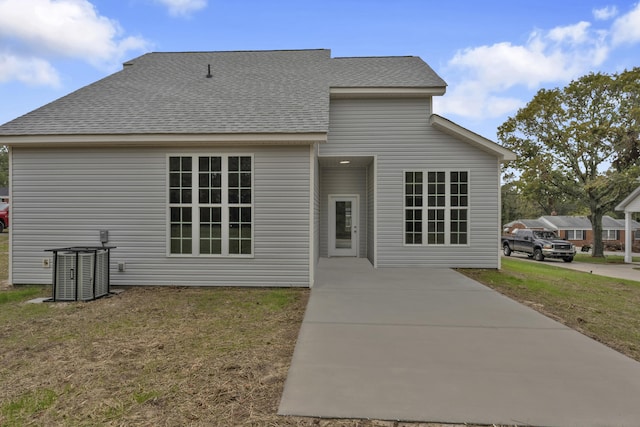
323,98,501,268
11,145,311,286
319,167,367,258
313,149,320,267
367,162,375,265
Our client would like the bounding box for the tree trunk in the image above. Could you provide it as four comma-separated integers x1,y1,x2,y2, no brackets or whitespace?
589,210,605,257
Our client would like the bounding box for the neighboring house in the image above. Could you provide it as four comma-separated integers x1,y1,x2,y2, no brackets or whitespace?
539,216,593,246
0,49,514,287
505,215,639,247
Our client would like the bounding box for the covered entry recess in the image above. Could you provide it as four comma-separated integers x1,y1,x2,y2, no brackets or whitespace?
318,156,374,263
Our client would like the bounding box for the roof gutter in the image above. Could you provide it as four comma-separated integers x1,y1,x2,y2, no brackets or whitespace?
330,87,446,98
429,114,516,162
0,132,327,148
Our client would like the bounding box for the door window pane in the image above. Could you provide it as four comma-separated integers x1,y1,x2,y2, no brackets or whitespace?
335,201,352,249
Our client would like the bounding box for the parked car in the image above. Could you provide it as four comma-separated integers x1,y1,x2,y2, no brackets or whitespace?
0,203,9,233
502,228,575,262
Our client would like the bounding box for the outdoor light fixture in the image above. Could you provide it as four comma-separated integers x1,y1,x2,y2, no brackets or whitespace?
339,160,350,164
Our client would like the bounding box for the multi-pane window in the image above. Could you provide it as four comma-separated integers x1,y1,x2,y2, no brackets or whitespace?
228,156,252,255
449,172,468,245
198,156,222,255
566,230,585,240
404,170,469,246
168,155,253,256
602,230,619,241
427,171,446,244
169,157,193,254
404,172,423,244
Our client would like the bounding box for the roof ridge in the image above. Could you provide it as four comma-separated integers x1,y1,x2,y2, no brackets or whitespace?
145,49,330,55
333,55,416,59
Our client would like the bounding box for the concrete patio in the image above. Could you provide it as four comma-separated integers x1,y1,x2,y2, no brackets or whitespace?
278,258,640,426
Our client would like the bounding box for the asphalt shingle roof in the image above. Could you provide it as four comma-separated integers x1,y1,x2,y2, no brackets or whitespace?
331,56,447,87
532,215,639,230
0,49,447,136
540,215,592,229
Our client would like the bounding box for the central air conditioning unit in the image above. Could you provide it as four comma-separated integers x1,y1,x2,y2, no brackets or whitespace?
49,247,113,301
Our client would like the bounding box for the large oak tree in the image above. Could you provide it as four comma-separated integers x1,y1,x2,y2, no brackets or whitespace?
498,68,640,257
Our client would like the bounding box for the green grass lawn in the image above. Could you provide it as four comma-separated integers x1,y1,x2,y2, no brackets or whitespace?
461,258,640,362
573,253,640,264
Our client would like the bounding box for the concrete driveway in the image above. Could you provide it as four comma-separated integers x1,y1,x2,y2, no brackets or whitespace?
278,258,640,426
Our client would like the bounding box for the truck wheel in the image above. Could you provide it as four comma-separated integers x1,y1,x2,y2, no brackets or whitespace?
0,222,4,233
533,248,544,261
503,244,511,256
563,256,574,263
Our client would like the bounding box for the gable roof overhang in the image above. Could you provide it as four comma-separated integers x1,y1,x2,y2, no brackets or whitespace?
0,132,327,148
330,87,446,99
429,114,516,162
616,185,640,212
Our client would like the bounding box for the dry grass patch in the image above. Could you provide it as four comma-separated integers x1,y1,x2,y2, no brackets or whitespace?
1,286,315,426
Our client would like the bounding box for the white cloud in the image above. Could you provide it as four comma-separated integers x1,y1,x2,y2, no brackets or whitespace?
611,2,640,45
437,21,610,120
438,81,523,120
154,0,207,17
593,6,618,20
0,0,149,85
0,52,60,87
547,21,591,45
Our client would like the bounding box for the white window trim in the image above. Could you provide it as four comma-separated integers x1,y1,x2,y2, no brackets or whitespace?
566,229,585,240
403,169,470,247
166,153,254,258
602,229,619,241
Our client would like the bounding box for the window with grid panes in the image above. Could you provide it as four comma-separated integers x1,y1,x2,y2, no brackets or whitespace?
404,172,423,244
404,170,469,246
449,171,468,245
198,156,223,255
427,171,446,244
168,155,253,256
566,230,584,240
169,156,193,254
228,156,252,255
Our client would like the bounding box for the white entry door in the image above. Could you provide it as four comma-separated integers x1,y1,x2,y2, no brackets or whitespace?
328,195,358,257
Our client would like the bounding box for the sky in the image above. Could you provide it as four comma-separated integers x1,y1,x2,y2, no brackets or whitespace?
1,0,639,140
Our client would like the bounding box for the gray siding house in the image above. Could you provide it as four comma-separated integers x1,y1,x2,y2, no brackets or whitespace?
0,49,514,287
